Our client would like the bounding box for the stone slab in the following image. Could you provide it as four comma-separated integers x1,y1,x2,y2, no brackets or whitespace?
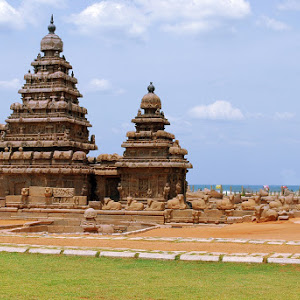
270,253,292,258
0,246,28,253
267,241,284,245
222,256,263,263
100,251,136,258
248,240,266,244
29,248,61,255
63,249,97,257
286,241,300,246
138,252,176,260
180,254,219,262
267,258,300,264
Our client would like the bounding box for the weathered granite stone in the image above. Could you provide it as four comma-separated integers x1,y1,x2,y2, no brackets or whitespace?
63,249,97,256
100,251,136,258
138,252,176,260
29,248,61,255
180,254,219,262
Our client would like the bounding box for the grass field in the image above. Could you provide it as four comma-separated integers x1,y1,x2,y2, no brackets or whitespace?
0,252,299,300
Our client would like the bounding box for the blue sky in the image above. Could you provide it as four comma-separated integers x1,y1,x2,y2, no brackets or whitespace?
1,0,300,185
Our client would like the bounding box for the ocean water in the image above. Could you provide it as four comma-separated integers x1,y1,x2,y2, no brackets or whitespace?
189,184,300,193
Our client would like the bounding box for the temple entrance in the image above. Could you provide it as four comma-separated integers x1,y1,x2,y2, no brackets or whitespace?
105,177,120,201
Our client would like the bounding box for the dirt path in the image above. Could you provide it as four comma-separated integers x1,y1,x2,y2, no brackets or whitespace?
0,218,299,254
0,235,299,253
134,219,300,241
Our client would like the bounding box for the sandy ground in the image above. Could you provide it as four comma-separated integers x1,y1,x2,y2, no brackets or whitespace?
0,236,299,254
0,220,35,226
135,219,300,241
0,219,299,254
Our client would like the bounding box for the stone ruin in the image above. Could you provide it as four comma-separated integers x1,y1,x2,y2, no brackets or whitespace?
0,17,298,233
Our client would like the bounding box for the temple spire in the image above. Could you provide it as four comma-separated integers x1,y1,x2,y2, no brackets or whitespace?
147,82,155,93
48,14,56,34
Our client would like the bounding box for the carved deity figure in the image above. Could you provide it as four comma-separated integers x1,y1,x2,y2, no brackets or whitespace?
147,188,152,198
117,183,124,199
81,184,88,196
163,183,170,200
91,134,95,144
176,181,182,195
0,131,6,141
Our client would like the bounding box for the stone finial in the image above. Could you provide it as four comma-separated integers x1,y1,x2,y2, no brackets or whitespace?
147,82,155,93
48,14,56,34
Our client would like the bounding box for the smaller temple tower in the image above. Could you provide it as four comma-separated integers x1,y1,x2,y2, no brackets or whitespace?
116,83,192,202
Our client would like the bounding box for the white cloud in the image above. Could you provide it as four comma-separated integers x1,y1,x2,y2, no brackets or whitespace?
278,0,300,10
68,1,148,38
0,78,20,89
256,16,290,31
89,78,112,91
273,112,295,120
0,0,67,30
69,0,251,37
0,0,23,29
87,78,125,95
189,100,244,121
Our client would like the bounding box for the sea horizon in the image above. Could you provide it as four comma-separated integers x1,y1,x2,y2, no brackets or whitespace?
189,184,300,193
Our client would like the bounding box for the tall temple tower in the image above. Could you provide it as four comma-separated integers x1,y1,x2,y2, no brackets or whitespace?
0,16,96,199
116,83,192,202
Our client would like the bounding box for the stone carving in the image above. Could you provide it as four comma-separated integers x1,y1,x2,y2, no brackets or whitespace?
216,195,235,210
84,207,97,219
98,224,114,234
44,187,53,197
102,197,122,210
190,197,208,210
176,181,182,195
241,196,261,210
53,188,74,198
21,188,29,196
192,210,202,223
72,151,86,161
147,188,152,198
126,197,144,211
167,194,187,210
163,183,170,200
81,208,98,232
259,189,269,197
255,205,278,222
117,183,124,200
164,209,172,223
145,199,165,211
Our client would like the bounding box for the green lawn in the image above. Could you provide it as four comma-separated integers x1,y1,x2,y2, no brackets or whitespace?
0,252,299,300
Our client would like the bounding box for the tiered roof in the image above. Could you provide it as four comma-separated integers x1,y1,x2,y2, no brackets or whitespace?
0,16,97,154
116,83,192,169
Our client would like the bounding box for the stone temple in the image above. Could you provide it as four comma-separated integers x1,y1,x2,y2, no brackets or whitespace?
0,17,299,231
0,17,192,211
